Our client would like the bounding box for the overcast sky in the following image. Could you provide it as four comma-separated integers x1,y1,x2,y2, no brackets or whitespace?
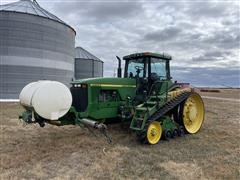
1,0,240,87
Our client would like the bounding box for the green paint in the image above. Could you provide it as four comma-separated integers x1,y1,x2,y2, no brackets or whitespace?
161,116,177,131
72,77,136,120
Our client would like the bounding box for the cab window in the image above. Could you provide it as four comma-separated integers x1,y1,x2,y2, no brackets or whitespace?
151,58,167,79
126,58,147,78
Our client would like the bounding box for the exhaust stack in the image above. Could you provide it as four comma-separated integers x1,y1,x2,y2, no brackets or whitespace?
116,56,122,78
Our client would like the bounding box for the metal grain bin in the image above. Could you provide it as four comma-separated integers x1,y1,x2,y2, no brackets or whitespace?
75,47,103,79
0,0,76,99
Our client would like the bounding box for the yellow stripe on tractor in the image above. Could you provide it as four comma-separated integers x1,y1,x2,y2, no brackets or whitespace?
90,84,136,88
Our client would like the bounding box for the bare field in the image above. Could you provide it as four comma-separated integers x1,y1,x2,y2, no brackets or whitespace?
0,89,240,179
198,88,240,99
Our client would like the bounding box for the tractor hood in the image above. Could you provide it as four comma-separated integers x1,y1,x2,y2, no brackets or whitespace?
70,77,137,119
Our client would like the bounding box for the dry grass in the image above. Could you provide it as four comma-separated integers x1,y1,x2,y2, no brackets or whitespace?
0,89,240,179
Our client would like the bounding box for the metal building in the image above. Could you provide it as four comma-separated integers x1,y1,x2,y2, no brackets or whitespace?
0,0,76,99
75,47,103,79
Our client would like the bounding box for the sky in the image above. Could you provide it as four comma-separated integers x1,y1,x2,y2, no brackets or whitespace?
1,0,240,87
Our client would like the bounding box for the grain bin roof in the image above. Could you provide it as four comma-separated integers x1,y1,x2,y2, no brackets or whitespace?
75,47,103,62
0,0,75,33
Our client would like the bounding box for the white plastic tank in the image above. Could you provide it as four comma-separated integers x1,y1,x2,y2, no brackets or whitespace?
19,81,72,120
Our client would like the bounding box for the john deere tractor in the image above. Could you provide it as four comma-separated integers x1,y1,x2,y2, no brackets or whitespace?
19,52,205,144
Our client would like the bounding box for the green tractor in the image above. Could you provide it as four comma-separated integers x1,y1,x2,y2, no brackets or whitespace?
19,52,205,145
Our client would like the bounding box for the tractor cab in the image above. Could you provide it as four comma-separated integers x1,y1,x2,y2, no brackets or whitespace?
118,52,172,99
122,52,172,81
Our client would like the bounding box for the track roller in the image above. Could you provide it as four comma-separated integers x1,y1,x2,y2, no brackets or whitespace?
163,129,172,140
177,126,185,136
172,128,178,137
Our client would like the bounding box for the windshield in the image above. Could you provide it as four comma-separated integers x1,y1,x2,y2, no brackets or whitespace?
126,58,146,78
151,58,167,79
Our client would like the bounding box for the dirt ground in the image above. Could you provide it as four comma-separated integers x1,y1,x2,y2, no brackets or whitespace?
0,89,239,179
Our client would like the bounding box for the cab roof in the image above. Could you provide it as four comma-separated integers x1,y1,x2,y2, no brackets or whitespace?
123,52,172,61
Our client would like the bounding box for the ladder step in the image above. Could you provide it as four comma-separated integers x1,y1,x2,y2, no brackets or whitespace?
135,118,144,121
136,107,147,111
131,127,142,131
146,102,156,105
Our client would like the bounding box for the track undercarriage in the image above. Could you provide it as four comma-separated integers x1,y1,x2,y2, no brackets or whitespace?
129,88,204,144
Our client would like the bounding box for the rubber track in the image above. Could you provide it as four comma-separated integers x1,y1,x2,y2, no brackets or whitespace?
148,92,192,122
137,92,192,143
